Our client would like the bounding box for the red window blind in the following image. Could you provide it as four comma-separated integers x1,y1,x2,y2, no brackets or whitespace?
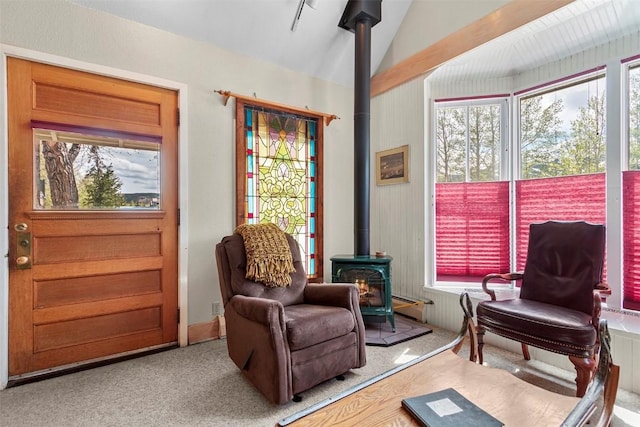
435,181,510,278
623,171,640,310
515,173,606,272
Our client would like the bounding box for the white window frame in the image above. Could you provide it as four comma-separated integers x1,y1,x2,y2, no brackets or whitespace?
432,97,510,288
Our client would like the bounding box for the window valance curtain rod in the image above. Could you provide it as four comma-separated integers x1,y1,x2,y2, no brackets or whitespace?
214,89,339,126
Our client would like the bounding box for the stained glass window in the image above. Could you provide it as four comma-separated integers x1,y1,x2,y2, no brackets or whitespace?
240,104,321,278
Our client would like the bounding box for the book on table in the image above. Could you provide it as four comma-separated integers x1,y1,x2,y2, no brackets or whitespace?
401,387,503,427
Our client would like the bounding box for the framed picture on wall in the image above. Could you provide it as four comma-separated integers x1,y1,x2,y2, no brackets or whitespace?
376,145,409,186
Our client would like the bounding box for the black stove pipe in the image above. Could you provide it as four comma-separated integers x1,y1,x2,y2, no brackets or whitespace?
353,17,371,257
339,0,381,257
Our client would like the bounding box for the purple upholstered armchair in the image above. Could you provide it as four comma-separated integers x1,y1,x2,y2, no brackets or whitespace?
215,233,366,405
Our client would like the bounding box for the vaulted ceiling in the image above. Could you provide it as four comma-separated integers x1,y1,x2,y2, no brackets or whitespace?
71,0,412,88
71,0,640,88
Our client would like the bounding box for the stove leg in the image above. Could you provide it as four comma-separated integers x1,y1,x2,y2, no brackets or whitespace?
388,313,395,332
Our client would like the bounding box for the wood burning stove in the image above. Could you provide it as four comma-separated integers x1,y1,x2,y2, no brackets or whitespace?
331,254,394,331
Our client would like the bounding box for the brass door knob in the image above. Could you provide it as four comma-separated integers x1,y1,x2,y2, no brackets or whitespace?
16,256,30,266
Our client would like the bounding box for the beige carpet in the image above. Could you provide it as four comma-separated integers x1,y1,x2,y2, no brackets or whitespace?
0,320,638,427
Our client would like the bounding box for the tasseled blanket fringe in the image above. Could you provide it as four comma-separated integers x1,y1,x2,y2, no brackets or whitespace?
234,223,295,287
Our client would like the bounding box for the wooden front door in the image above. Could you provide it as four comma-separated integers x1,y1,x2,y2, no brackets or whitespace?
7,58,179,380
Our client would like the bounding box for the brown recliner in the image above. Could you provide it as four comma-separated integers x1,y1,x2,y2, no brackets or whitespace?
476,220,606,397
215,233,366,405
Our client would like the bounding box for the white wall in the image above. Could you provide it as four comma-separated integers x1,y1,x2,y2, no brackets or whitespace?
0,1,355,328
370,76,427,300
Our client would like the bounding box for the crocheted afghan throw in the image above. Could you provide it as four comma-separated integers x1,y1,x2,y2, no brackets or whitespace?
234,223,295,287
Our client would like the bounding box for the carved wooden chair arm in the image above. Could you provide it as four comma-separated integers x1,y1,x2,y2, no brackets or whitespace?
592,282,608,336
481,272,524,301
592,291,602,326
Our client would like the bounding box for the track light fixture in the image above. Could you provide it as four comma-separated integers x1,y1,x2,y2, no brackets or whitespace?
291,0,318,32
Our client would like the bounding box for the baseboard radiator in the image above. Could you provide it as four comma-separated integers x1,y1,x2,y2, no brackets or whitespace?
391,295,431,322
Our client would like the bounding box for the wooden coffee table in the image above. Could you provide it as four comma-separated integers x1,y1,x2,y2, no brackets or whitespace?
277,293,618,427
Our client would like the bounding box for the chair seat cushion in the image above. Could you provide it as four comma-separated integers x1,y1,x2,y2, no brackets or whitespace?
477,299,597,356
285,304,356,351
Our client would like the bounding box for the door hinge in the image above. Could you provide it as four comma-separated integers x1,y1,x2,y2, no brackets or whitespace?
177,208,180,226
176,108,180,126
177,307,181,324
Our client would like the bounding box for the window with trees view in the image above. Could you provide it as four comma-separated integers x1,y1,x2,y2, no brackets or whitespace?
435,99,509,279
516,72,606,271
435,71,607,283
33,128,161,210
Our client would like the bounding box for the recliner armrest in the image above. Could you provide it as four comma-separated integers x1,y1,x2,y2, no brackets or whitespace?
227,294,285,326
304,283,358,310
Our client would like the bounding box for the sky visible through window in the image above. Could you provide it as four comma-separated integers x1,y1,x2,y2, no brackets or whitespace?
91,146,159,194
538,77,604,133
34,128,160,209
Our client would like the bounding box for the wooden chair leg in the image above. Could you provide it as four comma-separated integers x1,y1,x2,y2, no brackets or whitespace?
569,355,597,397
467,321,478,362
521,343,531,360
476,327,485,365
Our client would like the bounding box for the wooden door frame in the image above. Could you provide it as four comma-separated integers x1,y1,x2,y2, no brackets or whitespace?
0,45,190,389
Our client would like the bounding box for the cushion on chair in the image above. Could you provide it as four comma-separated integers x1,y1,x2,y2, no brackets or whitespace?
477,299,597,357
285,304,356,351
223,233,307,306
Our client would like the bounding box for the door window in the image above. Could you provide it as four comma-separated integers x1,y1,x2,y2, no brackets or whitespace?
34,128,161,210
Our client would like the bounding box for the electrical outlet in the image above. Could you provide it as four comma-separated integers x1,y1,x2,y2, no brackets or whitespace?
212,301,221,316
